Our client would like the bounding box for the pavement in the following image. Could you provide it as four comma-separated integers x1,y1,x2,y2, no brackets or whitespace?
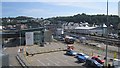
2,46,21,66
25,51,85,66
17,41,87,67
74,42,119,60
13,38,120,67
26,42,67,56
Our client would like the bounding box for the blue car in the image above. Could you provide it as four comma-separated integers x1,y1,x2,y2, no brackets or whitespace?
66,50,77,56
85,58,103,68
76,53,89,59
76,54,87,63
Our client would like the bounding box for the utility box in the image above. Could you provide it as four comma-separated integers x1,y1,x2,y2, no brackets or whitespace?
25,32,34,45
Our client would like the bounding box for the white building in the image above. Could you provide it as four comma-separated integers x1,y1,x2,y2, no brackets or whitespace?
70,23,108,36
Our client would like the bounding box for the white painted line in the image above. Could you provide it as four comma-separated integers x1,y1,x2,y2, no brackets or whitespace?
9,64,13,66
46,58,59,66
4,48,7,50
53,56,71,65
47,63,50,65
37,60,45,66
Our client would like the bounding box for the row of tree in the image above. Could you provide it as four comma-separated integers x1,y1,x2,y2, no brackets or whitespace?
47,13,120,29
2,13,120,29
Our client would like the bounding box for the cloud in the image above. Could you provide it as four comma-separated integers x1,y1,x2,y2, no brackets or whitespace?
20,8,50,17
21,8,46,14
48,2,105,10
2,0,120,2
46,2,118,15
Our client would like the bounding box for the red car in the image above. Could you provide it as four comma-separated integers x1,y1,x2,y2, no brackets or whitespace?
91,56,105,64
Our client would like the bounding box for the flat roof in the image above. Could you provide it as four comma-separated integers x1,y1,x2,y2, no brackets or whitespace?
75,27,97,30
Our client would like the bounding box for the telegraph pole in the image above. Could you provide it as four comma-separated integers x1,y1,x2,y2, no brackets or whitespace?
105,0,108,67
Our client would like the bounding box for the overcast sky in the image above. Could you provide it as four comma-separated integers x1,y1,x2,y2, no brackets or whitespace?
1,0,120,18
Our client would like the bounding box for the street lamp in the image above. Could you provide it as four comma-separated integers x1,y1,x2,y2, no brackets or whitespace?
105,0,108,67
40,18,44,47
41,28,44,47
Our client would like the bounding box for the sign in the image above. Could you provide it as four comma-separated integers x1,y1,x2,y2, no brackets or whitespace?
25,32,34,45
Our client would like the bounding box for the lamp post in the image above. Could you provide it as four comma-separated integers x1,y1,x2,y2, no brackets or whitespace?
41,18,44,47
105,0,108,67
19,23,21,47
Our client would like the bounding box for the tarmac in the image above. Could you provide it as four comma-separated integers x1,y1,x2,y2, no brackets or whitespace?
25,42,67,56
16,40,120,67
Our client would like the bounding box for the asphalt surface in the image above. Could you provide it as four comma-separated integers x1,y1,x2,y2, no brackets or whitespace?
2,46,21,66
2,34,119,67
26,51,86,67
23,39,119,66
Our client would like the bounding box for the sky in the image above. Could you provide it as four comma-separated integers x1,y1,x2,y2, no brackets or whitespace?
1,0,120,18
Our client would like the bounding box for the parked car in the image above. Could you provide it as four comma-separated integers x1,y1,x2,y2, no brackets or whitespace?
76,54,87,63
55,36,64,41
91,56,105,64
85,58,103,68
76,53,89,59
65,36,75,44
66,50,77,56
112,59,120,68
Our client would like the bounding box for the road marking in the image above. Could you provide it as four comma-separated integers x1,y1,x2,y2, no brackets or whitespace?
53,56,71,65
9,64,13,66
4,48,7,50
47,63,50,65
62,55,74,61
37,60,45,66
46,58,59,66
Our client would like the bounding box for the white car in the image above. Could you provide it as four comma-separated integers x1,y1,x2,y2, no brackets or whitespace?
112,59,120,68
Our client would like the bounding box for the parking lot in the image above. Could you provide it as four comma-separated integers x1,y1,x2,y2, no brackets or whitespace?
26,51,86,67
17,34,120,68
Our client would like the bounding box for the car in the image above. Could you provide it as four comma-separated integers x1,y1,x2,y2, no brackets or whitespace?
76,53,89,59
91,56,105,64
56,36,64,41
65,36,75,44
112,59,120,68
66,50,77,56
76,54,87,63
85,58,103,68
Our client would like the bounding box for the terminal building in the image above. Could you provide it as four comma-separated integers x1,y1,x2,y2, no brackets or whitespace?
2,27,52,47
